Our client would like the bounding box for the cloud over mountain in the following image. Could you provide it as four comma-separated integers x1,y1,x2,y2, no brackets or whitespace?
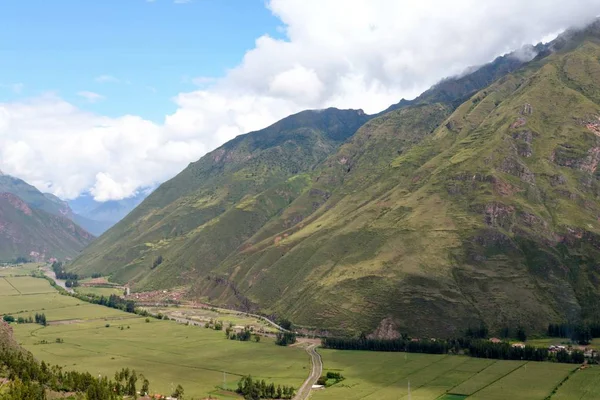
1,0,599,201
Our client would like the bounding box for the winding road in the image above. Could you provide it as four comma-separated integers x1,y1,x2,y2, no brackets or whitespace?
294,344,323,400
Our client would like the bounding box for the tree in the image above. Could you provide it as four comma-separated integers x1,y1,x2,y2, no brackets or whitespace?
275,332,297,346
152,255,163,269
3,315,15,323
516,326,527,342
141,377,150,395
278,318,293,331
126,370,137,396
172,384,185,399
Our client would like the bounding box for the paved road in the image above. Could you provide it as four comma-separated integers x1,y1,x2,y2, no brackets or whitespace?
294,344,322,400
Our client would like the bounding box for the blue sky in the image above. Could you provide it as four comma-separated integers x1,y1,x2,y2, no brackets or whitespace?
0,0,282,122
1,0,597,202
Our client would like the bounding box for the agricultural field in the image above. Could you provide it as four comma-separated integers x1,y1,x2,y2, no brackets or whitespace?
312,349,598,400
3,278,309,399
74,286,125,297
0,263,42,277
4,276,600,399
552,365,600,399
4,276,56,294
142,305,280,333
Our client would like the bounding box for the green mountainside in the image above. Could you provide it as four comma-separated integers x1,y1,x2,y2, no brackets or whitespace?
0,193,94,261
0,174,71,217
0,173,108,235
71,21,600,337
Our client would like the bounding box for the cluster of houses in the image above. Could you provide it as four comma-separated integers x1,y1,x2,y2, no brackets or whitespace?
488,338,597,358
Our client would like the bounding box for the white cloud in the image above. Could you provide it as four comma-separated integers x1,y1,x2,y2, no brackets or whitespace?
95,75,120,83
77,91,105,103
1,1,600,202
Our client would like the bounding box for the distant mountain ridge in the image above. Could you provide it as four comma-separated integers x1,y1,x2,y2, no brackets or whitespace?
0,192,93,262
0,173,145,236
71,20,600,337
68,190,150,233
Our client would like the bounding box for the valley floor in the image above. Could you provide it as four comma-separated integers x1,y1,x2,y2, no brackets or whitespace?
314,350,598,400
1,270,600,399
1,275,307,399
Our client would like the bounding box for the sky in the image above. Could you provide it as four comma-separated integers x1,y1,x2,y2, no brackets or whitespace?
1,0,600,201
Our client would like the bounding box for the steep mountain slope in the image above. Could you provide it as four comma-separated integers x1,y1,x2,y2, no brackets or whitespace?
72,21,600,336
71,108,370,282
0,193,94,261
204,25,600,336
0,175,71,217
0,174,108,235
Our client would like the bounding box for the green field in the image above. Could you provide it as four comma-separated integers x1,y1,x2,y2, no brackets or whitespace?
0,263,42,277
0,278,19,296
5,276,600,399
143,305,280,333
74,286,125,297
552,366,600,399
4,276,56,294
3,278,309,399
311,349,596,400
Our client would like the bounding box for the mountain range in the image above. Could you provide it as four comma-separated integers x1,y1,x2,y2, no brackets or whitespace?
0,175,94,262
68,191,150,235
69,20,600,337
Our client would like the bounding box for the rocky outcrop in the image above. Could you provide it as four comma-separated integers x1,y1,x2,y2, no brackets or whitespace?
512,130,534,157
499,156,535,184
368,317,401,339
484,203,515,229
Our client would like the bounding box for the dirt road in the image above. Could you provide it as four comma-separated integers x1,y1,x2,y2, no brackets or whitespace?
42,267,73,293
294,344,322,400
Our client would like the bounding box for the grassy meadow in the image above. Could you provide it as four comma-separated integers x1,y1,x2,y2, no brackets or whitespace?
312,349,599,400
74,286,125,297
0,263,42,277
143,305,280,333
3,274,600,399
1,276,309,399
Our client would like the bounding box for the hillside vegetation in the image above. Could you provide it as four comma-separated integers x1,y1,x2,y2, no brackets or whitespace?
0,193,93,261
71,21,600,337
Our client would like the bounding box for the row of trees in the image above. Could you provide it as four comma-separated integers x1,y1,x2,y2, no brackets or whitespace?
237,376,295,400
322,336,587,364
34,313,47,326
3,313,47,326
548,323,600,345
73,293,136,314
466,325,527,341
226,326,259,342
322,337,449,354
51,261,78,281
275,332,297,346
467,339,584,363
